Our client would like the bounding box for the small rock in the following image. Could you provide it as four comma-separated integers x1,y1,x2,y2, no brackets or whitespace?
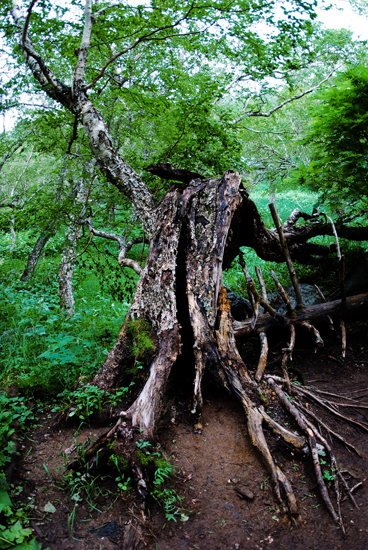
235,486,254,500
64,444,76,455
224,286,253,321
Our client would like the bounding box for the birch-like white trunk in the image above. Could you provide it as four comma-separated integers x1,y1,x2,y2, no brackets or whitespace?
10,208,16,250
11,0,158,238
59,223,81,316
59,161,94,315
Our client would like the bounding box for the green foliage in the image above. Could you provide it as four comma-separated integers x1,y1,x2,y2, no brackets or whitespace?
0,397,41,550
57,384,132,420
0,394,34,470
0,515,42,550
135,440,187,522
322,469,336,482
0,234,131,396
57,385,105,421
77,251,139,305
224,187,324,294
126,320,155,363
109,455,131,494
297,65,368,214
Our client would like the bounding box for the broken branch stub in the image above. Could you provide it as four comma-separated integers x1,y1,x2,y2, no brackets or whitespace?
269,202,304,309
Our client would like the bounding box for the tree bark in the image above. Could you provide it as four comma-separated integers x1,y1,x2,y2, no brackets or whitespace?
10,208,16,251
92,172,256,436
11,2,368,521
20,230,52,281
59,222,81,316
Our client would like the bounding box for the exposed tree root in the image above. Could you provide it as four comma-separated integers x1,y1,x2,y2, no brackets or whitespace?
255,331,268,382
295,401,362,458
292,384,368,433
267,376,341,526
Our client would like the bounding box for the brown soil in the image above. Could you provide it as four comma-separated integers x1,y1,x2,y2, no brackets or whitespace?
12,321,368,550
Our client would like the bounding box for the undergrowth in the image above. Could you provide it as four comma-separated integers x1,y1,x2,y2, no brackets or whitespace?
0,393,43,550
0,232,131,397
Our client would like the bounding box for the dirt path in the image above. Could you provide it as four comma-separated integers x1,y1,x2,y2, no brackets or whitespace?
13,322,368,550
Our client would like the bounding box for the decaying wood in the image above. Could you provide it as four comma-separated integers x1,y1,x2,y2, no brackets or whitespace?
281,324,295,391
255,266,268,302
269,202,303,308
234,293,368,338
10,0,368,529
298,321,324,348
340,320,347,358
267,377,340,525
143,162,204,184
292,384,368,433
295,401,362,457
255,331,268,382
271,270,293,314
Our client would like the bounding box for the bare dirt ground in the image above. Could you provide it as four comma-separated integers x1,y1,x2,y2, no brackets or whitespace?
12,321,368,550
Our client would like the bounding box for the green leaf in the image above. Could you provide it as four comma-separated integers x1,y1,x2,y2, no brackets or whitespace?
43,502,56,514
0,491,12,513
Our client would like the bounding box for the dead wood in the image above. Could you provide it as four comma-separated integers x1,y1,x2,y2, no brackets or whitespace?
269,202,303,308
59,170,368,527
267,377,340,525
294,401,362,457
143,162,204,183
233,293,368,338
255,331,268,382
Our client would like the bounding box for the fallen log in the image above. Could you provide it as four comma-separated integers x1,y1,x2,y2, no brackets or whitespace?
233,292,368,339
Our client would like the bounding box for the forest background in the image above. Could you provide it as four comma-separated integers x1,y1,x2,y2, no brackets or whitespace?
1,0,368,547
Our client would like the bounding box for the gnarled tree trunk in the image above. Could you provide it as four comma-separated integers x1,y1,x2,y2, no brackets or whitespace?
93,172,248,430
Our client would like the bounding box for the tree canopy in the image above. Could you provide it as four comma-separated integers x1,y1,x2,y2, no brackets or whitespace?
297,65,368,214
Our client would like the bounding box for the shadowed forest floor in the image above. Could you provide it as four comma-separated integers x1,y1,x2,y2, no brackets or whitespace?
12,321,368,550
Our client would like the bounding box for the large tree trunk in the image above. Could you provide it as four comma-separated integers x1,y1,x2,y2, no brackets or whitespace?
88,172,309,516
87,171,367,523
93,172,250,430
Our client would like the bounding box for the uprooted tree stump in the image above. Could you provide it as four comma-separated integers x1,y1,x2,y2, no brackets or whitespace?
68,170,368,529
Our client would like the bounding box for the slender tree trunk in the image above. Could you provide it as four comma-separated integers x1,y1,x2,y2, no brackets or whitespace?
10,208,16,251
59,224,81,316
20,160,77,282
20,230,52,281
59,161,94,315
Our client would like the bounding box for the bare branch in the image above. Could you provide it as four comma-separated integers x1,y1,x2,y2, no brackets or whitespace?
271,270,293,314
81,217,144,275
269,202,303,308
22,0,37,45
119,257,142,275
81,217,127,250
233,67,340,123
